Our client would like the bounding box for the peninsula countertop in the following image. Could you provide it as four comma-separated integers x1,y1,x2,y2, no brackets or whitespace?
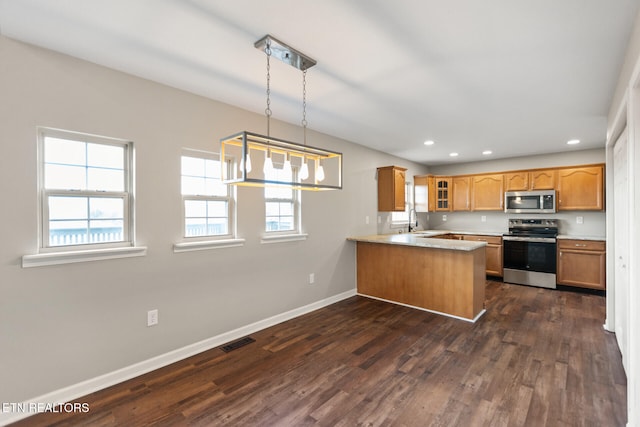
347,233,486,251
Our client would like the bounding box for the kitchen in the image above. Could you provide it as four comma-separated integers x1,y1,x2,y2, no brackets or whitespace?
0,2,638,426
350,156,606,321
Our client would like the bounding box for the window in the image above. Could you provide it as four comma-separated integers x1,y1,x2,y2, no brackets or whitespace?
391,181,414,225
181,152,233,238
264,165,300,234
39,128,132,249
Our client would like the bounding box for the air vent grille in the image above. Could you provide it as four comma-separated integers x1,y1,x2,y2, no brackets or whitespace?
220,336,256,353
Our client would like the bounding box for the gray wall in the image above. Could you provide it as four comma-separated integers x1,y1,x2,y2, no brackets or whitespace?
426,149,607,237
0,36,428,403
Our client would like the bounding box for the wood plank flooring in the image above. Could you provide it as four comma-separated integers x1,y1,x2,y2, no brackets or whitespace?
12,280,626,426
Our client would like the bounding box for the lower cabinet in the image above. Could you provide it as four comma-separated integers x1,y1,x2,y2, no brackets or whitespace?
557,239,606,290
463,235,503,277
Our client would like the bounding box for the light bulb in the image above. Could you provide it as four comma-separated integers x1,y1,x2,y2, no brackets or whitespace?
316,162,325,182
300,158,309,180
263,151,273,174
245,153,252,173
240,152,252,174
283,153,292,174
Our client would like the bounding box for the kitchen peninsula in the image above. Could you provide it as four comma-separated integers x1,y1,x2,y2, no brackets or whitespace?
348,233,487,322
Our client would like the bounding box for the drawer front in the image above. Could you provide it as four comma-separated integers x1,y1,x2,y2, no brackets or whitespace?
463,235,502,245
558,239,605,251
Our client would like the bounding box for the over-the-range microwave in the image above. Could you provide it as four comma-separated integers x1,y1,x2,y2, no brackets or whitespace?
504,190,556,214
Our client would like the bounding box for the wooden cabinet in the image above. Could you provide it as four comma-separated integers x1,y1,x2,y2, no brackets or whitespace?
355,241,485,321
434,177,452,211
377,166,406,212
463,235,503,277
557,239,606,290
452,176,471,211
504,169,556,191
471,174,504,210
415,163,604,213
557,166,604,211
530,169,556,190
438,233,463,240
503,171,528,191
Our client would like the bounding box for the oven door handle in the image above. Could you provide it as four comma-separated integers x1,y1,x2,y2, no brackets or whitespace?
503,236,557,243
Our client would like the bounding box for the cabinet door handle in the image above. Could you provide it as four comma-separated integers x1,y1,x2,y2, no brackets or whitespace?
574,244,586,247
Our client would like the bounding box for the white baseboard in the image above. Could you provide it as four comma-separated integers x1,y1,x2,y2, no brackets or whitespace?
357,293,485,323
0,289,357,426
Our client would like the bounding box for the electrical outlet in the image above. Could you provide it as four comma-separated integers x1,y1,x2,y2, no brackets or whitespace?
378,216,382,224
365,215,370,225
147,309,158,327
481,215,487,222
309,273,315,284
442,215,447,222
576,216,584,224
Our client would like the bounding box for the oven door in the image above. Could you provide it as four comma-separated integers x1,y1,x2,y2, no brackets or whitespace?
503,237,557,273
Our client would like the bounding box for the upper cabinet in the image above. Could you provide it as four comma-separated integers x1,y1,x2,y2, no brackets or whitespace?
530,169,556,190
557,166,604,211
452,176,471,211
377,166,407,212
504,170,556,191
471,174,504,210
412,163,603,213
434,177,452,211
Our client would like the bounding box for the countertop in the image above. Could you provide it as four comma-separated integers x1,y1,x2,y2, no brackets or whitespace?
416,230,505,237
348,231,606,249
557,235,606,241
347,233,486,251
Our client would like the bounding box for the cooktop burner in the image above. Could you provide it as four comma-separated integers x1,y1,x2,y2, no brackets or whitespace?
505,218,558,238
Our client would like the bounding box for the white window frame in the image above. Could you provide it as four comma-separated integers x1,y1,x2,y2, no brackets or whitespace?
173,150,244,253
261,164,305,244
22,127,145,267
391,181,414,228
39,128,134,251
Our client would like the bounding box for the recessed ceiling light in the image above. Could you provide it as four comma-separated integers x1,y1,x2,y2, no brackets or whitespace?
424,140,435,146
482,150,492,155
567,139,580,145
449,152,458,157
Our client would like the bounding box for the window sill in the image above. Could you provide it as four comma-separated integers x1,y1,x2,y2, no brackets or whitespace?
173,238,245,253
22,246,147,268
261,233,308,244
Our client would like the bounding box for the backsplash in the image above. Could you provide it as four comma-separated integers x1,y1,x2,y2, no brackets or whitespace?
426,211,606,237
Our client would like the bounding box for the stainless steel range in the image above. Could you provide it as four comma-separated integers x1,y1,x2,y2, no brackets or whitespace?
503,218,558,289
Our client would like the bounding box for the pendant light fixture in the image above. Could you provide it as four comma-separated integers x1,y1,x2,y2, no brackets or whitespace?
220,35,342,191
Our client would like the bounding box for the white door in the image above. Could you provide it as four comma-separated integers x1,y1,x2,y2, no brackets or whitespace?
614,128,630,372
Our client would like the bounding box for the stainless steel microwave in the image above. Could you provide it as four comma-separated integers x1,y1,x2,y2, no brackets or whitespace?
504,190,556,214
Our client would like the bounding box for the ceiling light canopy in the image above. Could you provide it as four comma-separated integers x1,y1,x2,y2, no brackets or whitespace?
254,35,317,71
221,35,342,191
567,139,581,145
424,140,435,146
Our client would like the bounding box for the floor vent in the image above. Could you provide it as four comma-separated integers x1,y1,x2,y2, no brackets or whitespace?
220,336,256,353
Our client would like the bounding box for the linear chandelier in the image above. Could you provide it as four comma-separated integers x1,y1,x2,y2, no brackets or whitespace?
220,35,342,191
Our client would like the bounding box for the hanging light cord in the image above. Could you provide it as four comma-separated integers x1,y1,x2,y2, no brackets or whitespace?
265,39,272,137
302,69,308,146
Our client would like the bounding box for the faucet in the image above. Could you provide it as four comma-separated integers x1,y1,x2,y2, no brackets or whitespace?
408,208,418,232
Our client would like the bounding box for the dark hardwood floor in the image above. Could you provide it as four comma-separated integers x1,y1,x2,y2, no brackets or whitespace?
12,280,626,426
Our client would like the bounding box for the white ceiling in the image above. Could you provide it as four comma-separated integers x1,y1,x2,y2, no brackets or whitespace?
1,0,638,165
